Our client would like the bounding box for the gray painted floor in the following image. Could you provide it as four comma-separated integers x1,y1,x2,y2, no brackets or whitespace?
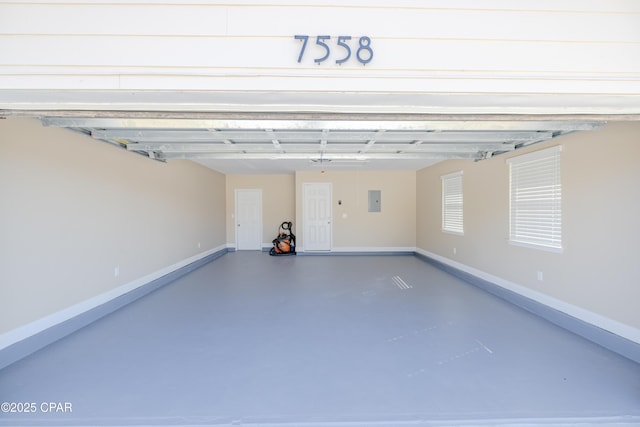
1,252,639,426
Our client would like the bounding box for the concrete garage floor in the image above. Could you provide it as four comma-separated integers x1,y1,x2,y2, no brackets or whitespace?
1,252,639,426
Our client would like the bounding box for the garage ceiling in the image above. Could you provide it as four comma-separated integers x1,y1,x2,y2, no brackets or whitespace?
40,113,604,174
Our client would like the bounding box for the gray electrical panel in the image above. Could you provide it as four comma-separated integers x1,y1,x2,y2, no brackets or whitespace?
368,190,381,212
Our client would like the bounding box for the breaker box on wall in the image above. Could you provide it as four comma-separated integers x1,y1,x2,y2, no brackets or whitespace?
368,190,381,212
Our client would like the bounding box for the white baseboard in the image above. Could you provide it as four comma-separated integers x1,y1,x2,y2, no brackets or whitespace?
0,245,227,352
296,246,416,254
331,246,416,253
225,243,274,251
416,247,640,345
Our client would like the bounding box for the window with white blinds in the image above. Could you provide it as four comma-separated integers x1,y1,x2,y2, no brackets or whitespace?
441,171,464,235
508,146,562,251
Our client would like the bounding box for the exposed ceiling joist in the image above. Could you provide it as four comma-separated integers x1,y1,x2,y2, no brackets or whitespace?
161,152,482,161
91,129,553,144
125,142,516,154
43,117,603,132
36,114,605,173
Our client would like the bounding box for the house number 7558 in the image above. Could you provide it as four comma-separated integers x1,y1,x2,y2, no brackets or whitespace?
294,35,374,65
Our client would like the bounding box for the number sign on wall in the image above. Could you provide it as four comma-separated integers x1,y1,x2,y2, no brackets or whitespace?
294,35,374,65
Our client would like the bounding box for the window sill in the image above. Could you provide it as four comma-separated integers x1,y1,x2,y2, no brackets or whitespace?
509,239,563,254
442,229,464,236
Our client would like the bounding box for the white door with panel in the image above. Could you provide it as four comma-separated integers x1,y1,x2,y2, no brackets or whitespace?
235,189,263,250
303,183,332,251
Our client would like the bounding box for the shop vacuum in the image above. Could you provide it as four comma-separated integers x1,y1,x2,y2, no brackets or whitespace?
269,221,296,255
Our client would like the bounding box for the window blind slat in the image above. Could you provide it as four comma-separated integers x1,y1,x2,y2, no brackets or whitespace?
509,146,562,250
442,172,464,234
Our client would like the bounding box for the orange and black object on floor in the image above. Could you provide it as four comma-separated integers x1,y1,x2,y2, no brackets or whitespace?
269,221,296,256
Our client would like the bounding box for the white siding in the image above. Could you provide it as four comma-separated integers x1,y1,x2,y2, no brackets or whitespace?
1,1,639,113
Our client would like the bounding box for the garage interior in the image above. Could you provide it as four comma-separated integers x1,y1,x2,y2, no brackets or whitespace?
1,1,640,426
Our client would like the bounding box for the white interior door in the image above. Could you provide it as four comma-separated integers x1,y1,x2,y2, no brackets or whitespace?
303,183,332,251
235,189,262,250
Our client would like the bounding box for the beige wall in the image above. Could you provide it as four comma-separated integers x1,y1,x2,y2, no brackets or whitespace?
416,122,640,331
295,170,416,250
225,174,295,247
0,117,226,334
